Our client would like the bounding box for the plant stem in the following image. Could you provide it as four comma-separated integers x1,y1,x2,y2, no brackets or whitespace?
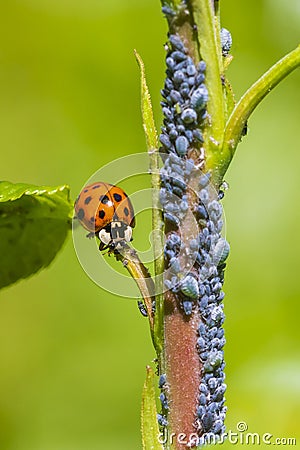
191,0,225,156
115,247,155,335
209,44,300,182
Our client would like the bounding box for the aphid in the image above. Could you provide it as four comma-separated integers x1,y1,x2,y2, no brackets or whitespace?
210,305,225,323
182,300,193,315
199,189,209,203
184,129,193,142
75,182,135,251
165,78,174,90
159,373,167,388
197,337,206,349
170,89,183,104
175,135,189,156
196,73,206,85
198,61,207,72
208,200,223,217
199,393,207,406
159,393,169,409
160,133,173,150
189,239,199,251
172,51,187,62
202,412,214,432
164,212,180,228
180,200,189,212
218,190,225,200
137,300,148,317
186,64,196,76
193,129,204,142
199,295,209,310
180,275,199,299
180,87,190,98
169,257,181,273
181,108,197,124
196,205,209,220
213,384,226,402
166,57,175,70
169,34,186,52
208,377,218,390
197,406,206,418
169,128,179,140
220,28,232,57
188,76,196,86
184,159,194,175
199,173,211,188
173,70,185,85
212,238,230,265
199,383,208,395
204,350,223,372
211,420,224,434
191,85,209,110
157,413,168,427
212,282,222,294
172,176,187,191
207,402,218,413
162,5,176,17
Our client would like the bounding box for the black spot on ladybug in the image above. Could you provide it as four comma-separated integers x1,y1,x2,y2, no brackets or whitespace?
124,207,129,216
99,210,105,219
100,195,109,204
90,217,95,222
92,185,101,189
77,208,85,220
84,196,92,205
84,189,88,193
113,193,122,202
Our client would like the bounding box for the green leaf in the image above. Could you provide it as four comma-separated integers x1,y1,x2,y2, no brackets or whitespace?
0,181,72,290
134,50,158,152
223,77,236,121
135,50,164,356
141,366,163,450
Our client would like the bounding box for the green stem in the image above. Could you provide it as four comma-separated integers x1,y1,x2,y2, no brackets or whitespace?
191,0,225,153
215,44,300,181
115,247,155,335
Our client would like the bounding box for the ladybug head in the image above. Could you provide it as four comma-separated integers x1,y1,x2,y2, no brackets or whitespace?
99,221,133,250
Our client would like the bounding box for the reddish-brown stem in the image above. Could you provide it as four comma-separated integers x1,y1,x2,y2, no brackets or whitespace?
164,292,202,448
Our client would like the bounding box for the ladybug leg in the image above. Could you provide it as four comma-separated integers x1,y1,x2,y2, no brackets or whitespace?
99,241,108,251
86,232,96,239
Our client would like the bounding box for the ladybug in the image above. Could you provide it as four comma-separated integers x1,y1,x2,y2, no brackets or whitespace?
75,182,135,250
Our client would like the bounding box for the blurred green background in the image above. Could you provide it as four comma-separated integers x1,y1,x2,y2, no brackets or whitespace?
0,1,299,449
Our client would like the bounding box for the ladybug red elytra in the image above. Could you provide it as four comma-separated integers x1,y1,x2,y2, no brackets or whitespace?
75,182,135,250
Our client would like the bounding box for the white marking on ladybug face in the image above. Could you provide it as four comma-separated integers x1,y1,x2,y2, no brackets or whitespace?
124,226,132,243
98,222,133,250
110,222,132,249
99,228,111,245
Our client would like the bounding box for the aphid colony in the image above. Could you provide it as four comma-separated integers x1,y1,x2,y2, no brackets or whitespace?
158,30,230,443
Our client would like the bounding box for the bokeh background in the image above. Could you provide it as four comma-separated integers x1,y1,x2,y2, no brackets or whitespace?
0,1,299,449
